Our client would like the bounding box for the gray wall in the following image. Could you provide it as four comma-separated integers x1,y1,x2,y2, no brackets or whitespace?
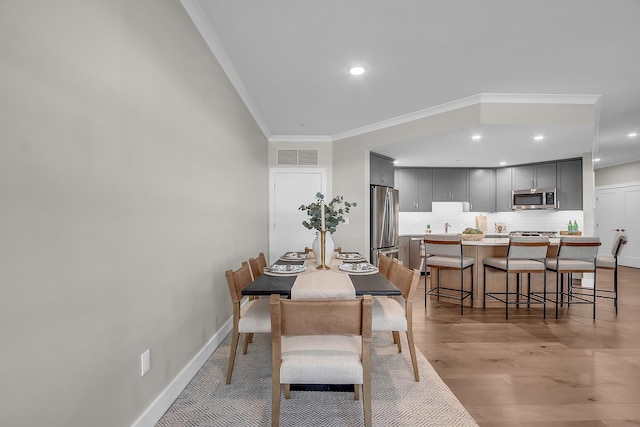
0,1,267,426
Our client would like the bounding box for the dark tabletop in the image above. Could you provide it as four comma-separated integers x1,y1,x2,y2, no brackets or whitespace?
241,258,400,298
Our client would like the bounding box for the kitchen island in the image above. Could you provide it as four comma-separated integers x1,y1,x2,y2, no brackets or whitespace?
428,237,561,308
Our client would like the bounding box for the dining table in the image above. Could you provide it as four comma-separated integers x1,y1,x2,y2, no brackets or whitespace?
241,251,401,298
242,251,400,392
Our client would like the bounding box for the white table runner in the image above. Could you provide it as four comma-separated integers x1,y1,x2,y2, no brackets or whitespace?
290,259,356,299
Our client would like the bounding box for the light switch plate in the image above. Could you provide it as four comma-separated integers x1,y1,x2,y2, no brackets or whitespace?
141,349,151,376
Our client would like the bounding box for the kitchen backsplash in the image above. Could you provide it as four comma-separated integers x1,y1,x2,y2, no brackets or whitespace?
399,202,584,235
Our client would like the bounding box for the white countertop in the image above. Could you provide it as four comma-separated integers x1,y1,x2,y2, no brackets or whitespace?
462,237,561,246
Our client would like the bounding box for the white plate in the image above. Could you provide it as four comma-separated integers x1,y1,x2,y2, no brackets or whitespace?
280,252,308,261
265,264,307,275
336,252,365,261
338,263,378,274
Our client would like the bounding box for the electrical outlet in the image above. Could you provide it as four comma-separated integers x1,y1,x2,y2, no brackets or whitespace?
141,349,151,376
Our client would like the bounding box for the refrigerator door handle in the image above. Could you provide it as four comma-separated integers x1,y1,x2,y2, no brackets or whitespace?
379,247,399,255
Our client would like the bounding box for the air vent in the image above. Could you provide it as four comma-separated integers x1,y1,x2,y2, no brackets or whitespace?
298,150,318,165
277,149,319,166
277,150,298,165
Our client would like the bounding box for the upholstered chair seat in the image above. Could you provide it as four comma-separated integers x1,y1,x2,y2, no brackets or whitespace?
280,335,363,385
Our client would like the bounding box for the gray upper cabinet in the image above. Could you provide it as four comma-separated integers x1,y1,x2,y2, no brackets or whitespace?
556,159,583,210
396,169,419,211
395,168,433,212
433,168,469,201
512,162,557,190
370,152,395,187
417,169,433,212
469,168,496,212
496,167,512,211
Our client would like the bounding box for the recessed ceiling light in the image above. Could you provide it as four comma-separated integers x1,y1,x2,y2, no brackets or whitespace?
393,160,399,165
349,65,366,76
499,161,506,166
533,135,545,141
594,158,601,162
471,134,482,141
628,132,638,138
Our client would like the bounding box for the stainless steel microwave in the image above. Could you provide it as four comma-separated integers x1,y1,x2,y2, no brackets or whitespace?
512,188,556,210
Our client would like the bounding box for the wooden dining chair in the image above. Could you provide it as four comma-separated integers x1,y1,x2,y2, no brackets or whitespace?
224,262,271,384
248,252,267,280
372,262,421,381
270,294,373,427
377,253,398,279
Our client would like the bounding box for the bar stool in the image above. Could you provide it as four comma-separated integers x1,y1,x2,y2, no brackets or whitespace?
595,231,628,314
546,236,601,319
483,236,550,319
424,234,474,315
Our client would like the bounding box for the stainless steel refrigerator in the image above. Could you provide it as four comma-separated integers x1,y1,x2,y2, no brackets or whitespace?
370,185,399,265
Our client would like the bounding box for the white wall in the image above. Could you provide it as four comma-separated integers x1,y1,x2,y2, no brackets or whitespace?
399,208,584,235
0,2,267,426
595,161,640,187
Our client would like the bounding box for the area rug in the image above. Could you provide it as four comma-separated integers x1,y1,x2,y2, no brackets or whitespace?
156,332,478,426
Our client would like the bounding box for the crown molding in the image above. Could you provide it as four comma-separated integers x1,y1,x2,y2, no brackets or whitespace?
332,94,483,142
268,135,333,143
478,93,601,105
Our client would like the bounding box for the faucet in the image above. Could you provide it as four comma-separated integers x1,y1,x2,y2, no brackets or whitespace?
445,222,451,233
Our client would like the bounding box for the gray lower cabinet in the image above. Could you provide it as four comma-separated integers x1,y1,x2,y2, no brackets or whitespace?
398,236,410,266
469,168,496,212
512,162,557,190
556,159,582,210
496,167,512,211
433,168,469,201
398,235,424,272
395,168,433,212
370,152,395,187
409,237,424,271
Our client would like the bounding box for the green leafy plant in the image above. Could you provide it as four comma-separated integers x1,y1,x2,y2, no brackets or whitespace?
299,193,357,234
462,227,483,234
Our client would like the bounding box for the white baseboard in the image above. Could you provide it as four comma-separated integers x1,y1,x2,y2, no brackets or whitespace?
131,317,233,427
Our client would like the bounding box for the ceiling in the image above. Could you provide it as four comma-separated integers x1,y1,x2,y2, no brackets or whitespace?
182,0,640,169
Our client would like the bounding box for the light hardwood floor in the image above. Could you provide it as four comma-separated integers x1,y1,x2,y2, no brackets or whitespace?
412,266,640,427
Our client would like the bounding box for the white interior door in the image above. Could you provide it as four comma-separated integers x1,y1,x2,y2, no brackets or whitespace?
596,188,624,255
596,184,640,268
269,169,326,264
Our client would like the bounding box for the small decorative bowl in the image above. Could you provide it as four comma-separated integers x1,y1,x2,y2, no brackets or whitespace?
460,233,485,241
